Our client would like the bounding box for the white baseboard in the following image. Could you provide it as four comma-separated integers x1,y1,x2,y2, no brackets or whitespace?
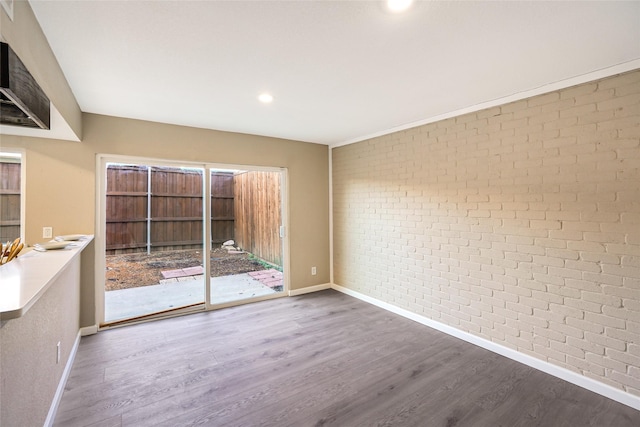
289,283,332,297
44,330,82,427
331,283,640,411
80,325,98,336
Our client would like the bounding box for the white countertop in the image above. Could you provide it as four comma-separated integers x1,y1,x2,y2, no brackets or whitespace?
0,236,93,320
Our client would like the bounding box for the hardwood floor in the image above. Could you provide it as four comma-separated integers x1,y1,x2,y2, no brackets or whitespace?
54,290,640,426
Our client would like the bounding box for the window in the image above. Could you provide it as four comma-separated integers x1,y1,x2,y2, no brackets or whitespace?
0,151,23,242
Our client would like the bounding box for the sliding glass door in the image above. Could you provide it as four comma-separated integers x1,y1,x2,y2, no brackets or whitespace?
98,156,287,327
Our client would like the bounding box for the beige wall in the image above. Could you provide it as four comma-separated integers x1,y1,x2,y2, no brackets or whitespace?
2,113,330,326
0,255,81,427
333,70,640,396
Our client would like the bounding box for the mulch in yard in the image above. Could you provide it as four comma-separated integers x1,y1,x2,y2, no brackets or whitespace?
105,248,268,291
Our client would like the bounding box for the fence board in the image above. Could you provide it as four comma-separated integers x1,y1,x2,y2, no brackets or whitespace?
0,162,21,242
211,172,234,245
234,171,282,266
106,165,148,254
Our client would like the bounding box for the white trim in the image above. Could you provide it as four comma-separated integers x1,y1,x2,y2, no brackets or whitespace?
95,155,106,327
80,325,98,336
289,283,331,297
99,153,285,174
331,283,640,411
44,330,81,427
0,148,25,243
328,148,334,285
0,0,14,21
203,168,212,311
19,149,25,244
331,60,640,148
281,169,291,297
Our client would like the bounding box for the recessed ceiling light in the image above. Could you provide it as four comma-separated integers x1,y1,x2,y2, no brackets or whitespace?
258,93,274,104
387,0,414,13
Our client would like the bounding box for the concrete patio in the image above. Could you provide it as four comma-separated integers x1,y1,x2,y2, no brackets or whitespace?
105,271,283,322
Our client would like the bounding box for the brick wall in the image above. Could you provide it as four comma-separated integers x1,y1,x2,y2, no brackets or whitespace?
332,70,640,395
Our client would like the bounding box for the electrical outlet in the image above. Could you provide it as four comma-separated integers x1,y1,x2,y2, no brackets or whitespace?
43,227,53,239
56,341,61,364
311,266,317,276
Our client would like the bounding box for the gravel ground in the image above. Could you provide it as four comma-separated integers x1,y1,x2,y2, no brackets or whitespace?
105,247,268,291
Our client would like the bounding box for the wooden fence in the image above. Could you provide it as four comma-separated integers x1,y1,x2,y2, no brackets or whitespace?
0,161,20,243
106,165,208,254
106,166,281,266
234,171,282,266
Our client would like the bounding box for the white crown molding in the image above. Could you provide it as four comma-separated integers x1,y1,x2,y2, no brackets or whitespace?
331,59,640,149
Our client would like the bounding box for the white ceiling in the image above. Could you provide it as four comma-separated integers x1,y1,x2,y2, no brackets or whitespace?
23,0,640,145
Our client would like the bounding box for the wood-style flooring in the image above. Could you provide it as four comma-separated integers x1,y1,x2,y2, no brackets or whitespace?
54,290,640,426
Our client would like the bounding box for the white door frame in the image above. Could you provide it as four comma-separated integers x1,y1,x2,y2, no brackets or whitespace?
95,154,289,328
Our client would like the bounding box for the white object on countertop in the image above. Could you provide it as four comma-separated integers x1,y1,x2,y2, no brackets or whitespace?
33,241,76,251
54,234,87,242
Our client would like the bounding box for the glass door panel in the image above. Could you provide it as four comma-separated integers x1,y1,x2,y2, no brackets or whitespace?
104,163,205,323
209,168,285,305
